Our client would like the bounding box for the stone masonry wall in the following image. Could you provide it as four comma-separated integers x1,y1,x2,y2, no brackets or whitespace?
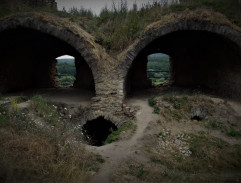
0,9,241,128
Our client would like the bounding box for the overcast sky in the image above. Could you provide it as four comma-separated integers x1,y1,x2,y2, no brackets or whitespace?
56,55,75,60
55,0,179,15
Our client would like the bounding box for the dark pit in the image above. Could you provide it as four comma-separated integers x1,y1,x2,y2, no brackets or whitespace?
191,116,203,121
82,117,117,146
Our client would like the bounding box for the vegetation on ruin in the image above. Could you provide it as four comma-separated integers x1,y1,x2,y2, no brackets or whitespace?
149,92,241,139
115,134,241,182
0,95,103,182
0,1,241,182
0,0,241,54
1,88,241,182
112,92,241,182
104,122,136,144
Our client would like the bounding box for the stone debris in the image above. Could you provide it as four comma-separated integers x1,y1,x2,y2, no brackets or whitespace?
157,128,192,157
0,101,10,105
122,104,140,118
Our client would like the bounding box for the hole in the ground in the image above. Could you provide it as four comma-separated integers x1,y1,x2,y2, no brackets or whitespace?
82,117,118,146
191,116,203,121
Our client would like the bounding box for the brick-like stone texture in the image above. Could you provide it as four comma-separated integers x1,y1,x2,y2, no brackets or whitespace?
0,9,241,127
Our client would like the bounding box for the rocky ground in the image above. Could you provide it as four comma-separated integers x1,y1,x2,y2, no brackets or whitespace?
0,87,241,182
88,87,241,183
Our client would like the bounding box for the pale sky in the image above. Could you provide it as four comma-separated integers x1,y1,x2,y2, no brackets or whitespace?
55,0,179,15
56,55,75,59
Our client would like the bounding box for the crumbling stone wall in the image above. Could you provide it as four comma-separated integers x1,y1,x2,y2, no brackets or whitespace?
127,55,152,91
119,9,241,100
0,9,241,128
36,59,60,88
74,56,95,90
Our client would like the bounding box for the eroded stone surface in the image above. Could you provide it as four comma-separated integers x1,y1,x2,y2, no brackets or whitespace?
0,9,241,127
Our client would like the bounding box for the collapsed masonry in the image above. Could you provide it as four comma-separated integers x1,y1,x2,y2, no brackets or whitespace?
0,9,241,127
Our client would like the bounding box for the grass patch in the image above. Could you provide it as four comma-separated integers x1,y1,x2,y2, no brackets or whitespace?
188,134,241,169
189,134,227,158
227,128,241,137
163,95,189,110
147,133,241,182
104,134,119,144
159,131,164,136
0,103,37,133
16,95,28,103
30,95,60,125
0,128,98,183
10,98,18,111
172,110,182,121
161,94,217,123
104,122,136,144
95,154,105,163
166,95,182,109
137,166,145,178
0,104,9,126
0,95,103,182
205,119,225,130
153,107,160,114
127,164,145,178
148,97,157,107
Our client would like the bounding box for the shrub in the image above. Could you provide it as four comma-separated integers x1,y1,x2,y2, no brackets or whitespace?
206,120,224,130
0,105,9,126
154,107,160,114
148,97,157,107
11,98,18,111
227,129,241,137
16,96,28,103
104,123,135,144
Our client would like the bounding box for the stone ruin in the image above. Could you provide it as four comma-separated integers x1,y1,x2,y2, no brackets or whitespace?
0,9,241,131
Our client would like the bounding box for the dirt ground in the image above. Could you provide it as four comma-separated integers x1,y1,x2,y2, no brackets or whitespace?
86,88,241,183
5,88,94,107
1,87,241,182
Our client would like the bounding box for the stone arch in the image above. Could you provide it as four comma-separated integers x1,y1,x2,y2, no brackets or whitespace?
0,14,109,92
81,111,125,128
119,10,241,98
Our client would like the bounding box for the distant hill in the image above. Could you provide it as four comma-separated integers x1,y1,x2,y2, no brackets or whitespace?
57,59,75,63
148,53,169,59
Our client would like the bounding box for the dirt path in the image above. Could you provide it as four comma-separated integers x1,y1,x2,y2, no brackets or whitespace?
86,97,158,183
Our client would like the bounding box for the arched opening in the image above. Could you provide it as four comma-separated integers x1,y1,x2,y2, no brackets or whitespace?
125,30,241,98
56,55,76,87
83,117,118,146
0,27,95,103
147,53,170,86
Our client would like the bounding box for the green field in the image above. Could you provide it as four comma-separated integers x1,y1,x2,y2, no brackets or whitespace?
56,60,76,86
147,54,170,85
